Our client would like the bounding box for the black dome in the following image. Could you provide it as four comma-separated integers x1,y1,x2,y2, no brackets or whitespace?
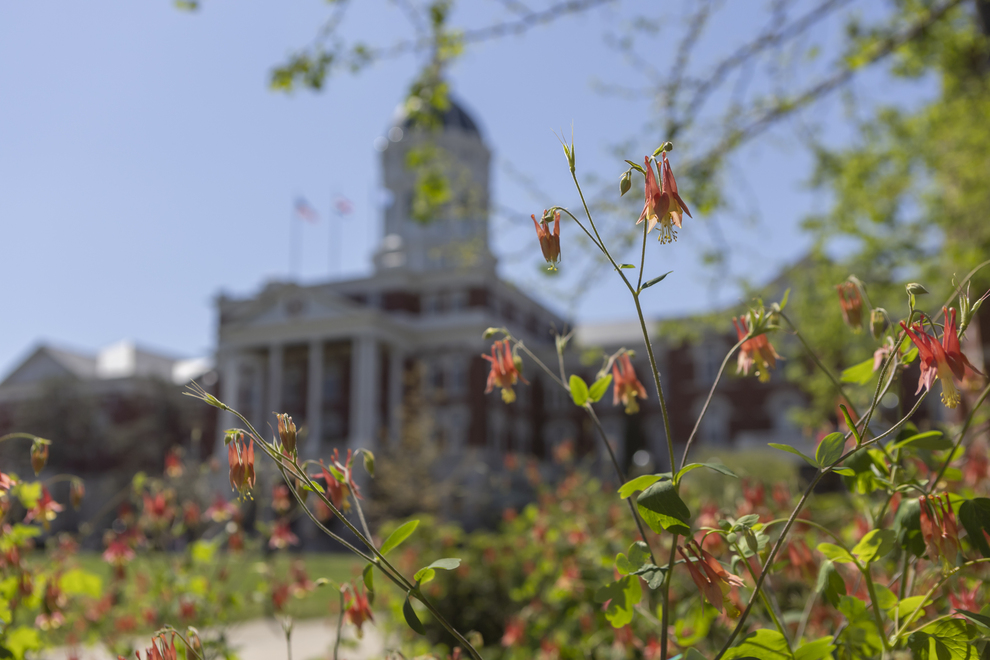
400,99,481,136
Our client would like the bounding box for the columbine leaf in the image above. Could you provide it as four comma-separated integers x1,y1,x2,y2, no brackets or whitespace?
618,474,662,499
817,543,856,564
794,637,836,660
641,271,673,291
594,575,642,628
891,431,951,451
676,462,738,483
403,595,426,635
840,357,875,386
380,520,419,555
588,374,613,403
721,629,791,659
636,479,691,535
851,529,896,564
569,375,589,406
958,498,990,558
815,432,846,468
768,443,818,469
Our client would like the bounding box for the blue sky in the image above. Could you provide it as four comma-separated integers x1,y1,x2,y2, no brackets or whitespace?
0,1,932,375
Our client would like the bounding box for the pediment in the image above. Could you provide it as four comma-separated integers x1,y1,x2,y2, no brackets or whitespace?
221,283,362,329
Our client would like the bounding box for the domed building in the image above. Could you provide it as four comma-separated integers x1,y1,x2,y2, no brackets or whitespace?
213,99,566,466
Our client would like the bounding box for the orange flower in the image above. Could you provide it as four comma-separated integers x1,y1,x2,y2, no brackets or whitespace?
836,282,864,332
532,210,561,270
919,493,960,572
639,154,692,245
164,447,183,478
612,354,647,414
483,339,527,403
31,441,49,475
227,434,256,496
637,157,663,235
901,307,983,408
678,540,745,615
345,586,374,637
733,316,780,382
268,519,300,550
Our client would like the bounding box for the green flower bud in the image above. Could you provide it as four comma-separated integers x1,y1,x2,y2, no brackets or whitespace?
619,170,632,196
870,308,887,339
905,282,928,296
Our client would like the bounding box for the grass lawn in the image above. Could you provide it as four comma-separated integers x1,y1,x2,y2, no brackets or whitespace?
73,550,364,622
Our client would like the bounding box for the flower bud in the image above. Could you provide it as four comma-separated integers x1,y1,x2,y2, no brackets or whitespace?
31,439,49,476
277,413,297,455
483,327,500,339
905,282,929,296
70,479,85,510
619,170,632,196
869,308,887,339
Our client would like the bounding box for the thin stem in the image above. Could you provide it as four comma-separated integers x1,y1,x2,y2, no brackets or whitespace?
863,570,892,654
659,533,679,659
733,540,792,653
515,342,565,389
0,433,44,444
780,311,858,418
795,589,817,643
584,405,657,566
680,338,745,467
283,619,293,660
334,589,345,660
890,558,990,643
631,294,676,472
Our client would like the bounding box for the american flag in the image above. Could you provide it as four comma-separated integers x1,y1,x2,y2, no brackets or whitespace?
333,195,354,216
294,197,319,223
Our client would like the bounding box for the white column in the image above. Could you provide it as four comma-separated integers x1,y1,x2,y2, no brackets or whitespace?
267,343,284,421
306,339,324,458
387,348,404,446
216,349,241,456
349,335,379,452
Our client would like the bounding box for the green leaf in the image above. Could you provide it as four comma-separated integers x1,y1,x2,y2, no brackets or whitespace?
569,375,589,406
588,374,613,403
954,609,990,629
632,564,666,590
872,584,898,611
892,431,951,451
12,482,41,510
619,263,636,269
641,271,673,291
768,443,819,469
380,520,419,555
361,449,375,477
594,575,642,628
403,595,426,635
722,629,792,659
426,557,461,571
958,498,990,558
817,543,855,564
58,569,102,599
362,563,375,603
615,542,651,575
413,567,435,584
815,432,846,467
910,619,976,660
3,628,40,660
636,479,691,535
779,288,790,311
833,467,855,476
676,461,738,483
794,637,836,660
852,529,896,563
840,357,876,386
893,596,928,625
618,474,662,499
815,560,846,607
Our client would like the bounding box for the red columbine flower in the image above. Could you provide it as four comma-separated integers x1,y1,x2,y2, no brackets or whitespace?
345,586,374,638
612,354,647,414
136,634,178,660
532,210,561,270
733,316,780,382
638,156,663,235
919,493,960,573
836,282,864,332
277,413,297,455
271,582,290,613
483,339,527,404
205,493,238,522
678,540,745,615
269,519,300,550
658,152,691,241
25,487,63,530
227,434,256,496
901,307,983,408
0,470,14,494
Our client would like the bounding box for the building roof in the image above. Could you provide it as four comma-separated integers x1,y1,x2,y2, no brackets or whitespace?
398,98,482,137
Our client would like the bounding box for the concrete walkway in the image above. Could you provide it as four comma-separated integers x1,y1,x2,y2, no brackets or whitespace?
42,618,386,660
